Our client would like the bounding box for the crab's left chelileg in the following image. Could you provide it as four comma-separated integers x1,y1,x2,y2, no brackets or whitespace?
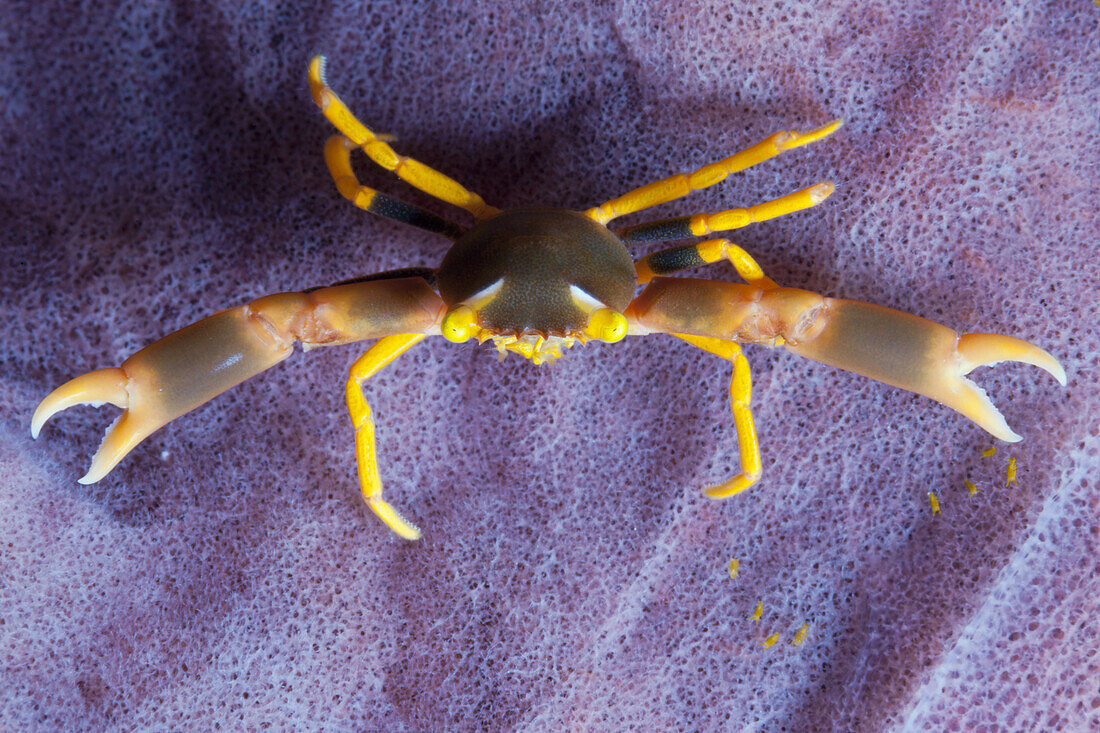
673,334,762,498
32,277,445,507
345,333,426,540
308,56,499,220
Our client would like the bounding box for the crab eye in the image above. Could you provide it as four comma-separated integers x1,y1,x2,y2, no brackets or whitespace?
441,306,478,342
584,308,627,343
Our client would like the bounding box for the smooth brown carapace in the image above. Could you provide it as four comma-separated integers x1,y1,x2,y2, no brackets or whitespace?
31,56,1066,540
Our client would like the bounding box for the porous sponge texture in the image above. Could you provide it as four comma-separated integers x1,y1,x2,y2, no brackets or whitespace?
3,1,1098,730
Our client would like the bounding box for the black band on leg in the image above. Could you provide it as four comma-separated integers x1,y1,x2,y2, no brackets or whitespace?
638,244,708,277
367,192,466,239
616,217,695,244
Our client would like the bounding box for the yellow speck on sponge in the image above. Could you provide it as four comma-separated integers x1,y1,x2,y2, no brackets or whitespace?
792,623,810,647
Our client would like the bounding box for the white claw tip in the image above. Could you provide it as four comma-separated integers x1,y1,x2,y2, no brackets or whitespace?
1051,362,1068,388
78,454,114,485
30,401,55,439
810,182,836,203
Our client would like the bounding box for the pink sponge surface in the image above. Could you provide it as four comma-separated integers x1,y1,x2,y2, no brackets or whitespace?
3,1,1098,730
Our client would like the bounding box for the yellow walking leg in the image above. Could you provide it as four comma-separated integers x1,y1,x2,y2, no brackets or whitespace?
323,136,464,238
687,183,834,237
309,56,499,220
635,238,779,289
673,335,761,499
345,333,426,540
586,120,841,224
618,182,834,246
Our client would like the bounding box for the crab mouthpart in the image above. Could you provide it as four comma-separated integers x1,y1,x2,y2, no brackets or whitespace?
485,332,581,364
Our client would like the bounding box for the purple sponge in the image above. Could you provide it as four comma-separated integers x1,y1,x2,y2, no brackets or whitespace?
4,1,1096,729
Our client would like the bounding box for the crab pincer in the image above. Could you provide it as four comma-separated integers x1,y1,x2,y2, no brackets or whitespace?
627,278,1066,444
32,278,445,538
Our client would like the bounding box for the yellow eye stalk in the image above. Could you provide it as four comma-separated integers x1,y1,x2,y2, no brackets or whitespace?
584,308,628,343
441,306,479,343
30,56,1066,541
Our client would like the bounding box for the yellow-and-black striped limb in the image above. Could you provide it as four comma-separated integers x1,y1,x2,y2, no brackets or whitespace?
309,56,499,220
635,238,777,289
585,120,841,225
323,136,465,239
617,182,834,244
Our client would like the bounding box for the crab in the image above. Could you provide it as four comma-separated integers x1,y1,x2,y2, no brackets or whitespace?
31,56,1066,541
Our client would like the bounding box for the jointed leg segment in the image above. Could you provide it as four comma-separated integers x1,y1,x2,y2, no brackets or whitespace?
309,56,499,220
585,120,841,224
323,136,465,239
345,333,426,540
617,182,834,244
673,334,762,499
635,238,778,288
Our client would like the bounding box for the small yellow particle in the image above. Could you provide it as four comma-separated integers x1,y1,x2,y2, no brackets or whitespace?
1006,457,1017,486
727,558,740,580
750,601,763,624
761,632,780,648
981,446,997,458
791,622,810,647
965,479,978,497
929,491,941,515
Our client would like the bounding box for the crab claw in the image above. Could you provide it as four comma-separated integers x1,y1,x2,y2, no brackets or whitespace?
30,306,297,485
951,332,1067,440
31,367,128,440
31,278,447,489
30,366,157,483
784,299,1065,442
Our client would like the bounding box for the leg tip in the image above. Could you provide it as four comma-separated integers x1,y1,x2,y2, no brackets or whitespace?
703,472,760,499
307,55,330,105
809,182,835,204
782,119,844,150
368,497,422,541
